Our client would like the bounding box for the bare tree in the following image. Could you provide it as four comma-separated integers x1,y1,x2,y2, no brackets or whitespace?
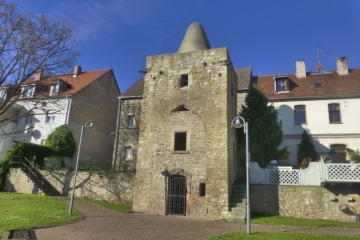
0,0,79,132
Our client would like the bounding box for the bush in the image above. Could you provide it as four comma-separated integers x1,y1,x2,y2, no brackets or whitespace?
298,130,318,165
45,125,76,158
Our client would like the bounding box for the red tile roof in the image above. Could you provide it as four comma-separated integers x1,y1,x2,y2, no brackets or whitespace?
255,69,360,101
22,68,113,97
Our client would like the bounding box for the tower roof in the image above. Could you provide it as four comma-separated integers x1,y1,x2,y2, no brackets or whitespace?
178,22,211,53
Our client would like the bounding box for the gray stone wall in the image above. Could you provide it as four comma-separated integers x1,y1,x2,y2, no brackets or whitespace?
133,47,238,219
5,168,41,194
251,185,360,222
5,168,135,204
114,99,142,172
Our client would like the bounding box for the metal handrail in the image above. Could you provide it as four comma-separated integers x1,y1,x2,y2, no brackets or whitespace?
10,156,37,178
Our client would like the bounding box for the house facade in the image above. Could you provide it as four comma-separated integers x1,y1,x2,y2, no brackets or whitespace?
255,57,360,166
0,66,120,166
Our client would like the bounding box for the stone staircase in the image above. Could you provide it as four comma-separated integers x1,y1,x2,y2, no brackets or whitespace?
228,182,247,222
20,167,62,196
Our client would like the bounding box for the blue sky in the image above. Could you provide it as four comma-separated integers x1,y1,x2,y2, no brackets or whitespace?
12,0,360,93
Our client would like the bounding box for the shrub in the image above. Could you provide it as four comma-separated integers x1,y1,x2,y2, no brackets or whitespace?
298,130,318,165
45,125,76,158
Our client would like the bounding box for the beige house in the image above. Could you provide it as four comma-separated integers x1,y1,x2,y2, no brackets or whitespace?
0,66,120,166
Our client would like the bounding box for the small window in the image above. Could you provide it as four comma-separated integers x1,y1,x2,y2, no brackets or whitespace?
125,147,132,160
330,144,346,163
41,139,46,145
25,115,33,125
179,74,188,88
174,132,187,151
275,78,288,92
127,115,135,128
50,84,60,96
0,87,7,99
21,85,35,98
199,183,206,197
313,82,323,88
45,115,55,124
328,104,341,123
294,105,306,124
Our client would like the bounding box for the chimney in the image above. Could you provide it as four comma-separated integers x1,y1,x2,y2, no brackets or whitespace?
296,60,306,78
336,57,349,75
73,65,82,77
34,68,43,81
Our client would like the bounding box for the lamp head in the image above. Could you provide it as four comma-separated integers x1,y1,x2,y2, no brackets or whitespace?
85,120,98,130
232,118,243,129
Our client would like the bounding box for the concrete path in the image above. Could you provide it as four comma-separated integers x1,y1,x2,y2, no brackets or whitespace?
11,197,360,240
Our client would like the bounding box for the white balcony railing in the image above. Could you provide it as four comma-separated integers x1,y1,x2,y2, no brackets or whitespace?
250,160,360,186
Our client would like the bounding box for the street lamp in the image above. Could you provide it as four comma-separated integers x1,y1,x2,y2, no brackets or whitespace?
69,120,98,215
231,116,250,235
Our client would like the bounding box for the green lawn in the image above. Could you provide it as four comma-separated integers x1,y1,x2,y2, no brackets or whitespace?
83,196,133,212
209,232,360,240
0,193,82,235
251,212,360,228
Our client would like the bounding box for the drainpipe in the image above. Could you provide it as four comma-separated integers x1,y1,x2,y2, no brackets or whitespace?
112,97,122,170
64,95,72,125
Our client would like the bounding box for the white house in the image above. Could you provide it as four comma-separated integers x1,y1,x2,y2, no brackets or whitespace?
255,57,360,166
0,66,121,167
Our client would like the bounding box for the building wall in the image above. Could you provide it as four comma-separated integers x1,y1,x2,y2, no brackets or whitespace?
69,70,120,166
273,98,360,165
13,98,69,145
133,47,237,219
5,168,135,204
114,99,142,171
251,185,360,222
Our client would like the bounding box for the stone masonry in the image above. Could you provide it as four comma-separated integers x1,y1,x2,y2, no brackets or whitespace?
132,47,238,219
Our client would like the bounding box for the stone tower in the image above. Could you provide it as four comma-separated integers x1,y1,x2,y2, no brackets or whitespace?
132,22,238,219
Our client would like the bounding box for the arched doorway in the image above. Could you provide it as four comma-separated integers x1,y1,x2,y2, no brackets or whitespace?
168,175,186,215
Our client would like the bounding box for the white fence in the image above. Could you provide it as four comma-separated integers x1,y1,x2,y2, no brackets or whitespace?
250,161,360,186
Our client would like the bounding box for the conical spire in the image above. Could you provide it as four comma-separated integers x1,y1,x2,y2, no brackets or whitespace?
178,22,211,53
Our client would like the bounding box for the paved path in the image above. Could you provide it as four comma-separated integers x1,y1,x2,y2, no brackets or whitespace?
17,198,360,240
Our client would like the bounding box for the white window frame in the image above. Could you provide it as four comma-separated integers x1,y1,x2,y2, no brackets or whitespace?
50,83,60,96
0,87,7,99
125,146,132,160
21,85,35,98
45,115,55,124
127,114,135,128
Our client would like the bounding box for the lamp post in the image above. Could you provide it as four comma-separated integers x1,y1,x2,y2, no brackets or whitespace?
231,116,250,235
69,120,98,215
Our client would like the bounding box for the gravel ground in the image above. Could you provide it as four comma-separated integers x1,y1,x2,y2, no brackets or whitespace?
10,197,360,240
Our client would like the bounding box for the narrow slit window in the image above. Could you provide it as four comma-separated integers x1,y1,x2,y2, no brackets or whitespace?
174,132,187,151
127,114,135,128
179,74,188,88
199,183,206,197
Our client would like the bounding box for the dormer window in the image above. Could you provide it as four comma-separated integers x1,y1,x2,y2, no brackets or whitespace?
50,82,60,96
0,87,7,99
274,77,289,93
21,85,35,98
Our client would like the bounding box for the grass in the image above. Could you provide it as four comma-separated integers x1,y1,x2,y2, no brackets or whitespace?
83,196,133,212
209,232,360,240
0,192,82,232
251,212,360,228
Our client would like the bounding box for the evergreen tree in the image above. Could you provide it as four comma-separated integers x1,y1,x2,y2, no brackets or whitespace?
45,125,76,157
239,84,283,168
298,130,318,164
